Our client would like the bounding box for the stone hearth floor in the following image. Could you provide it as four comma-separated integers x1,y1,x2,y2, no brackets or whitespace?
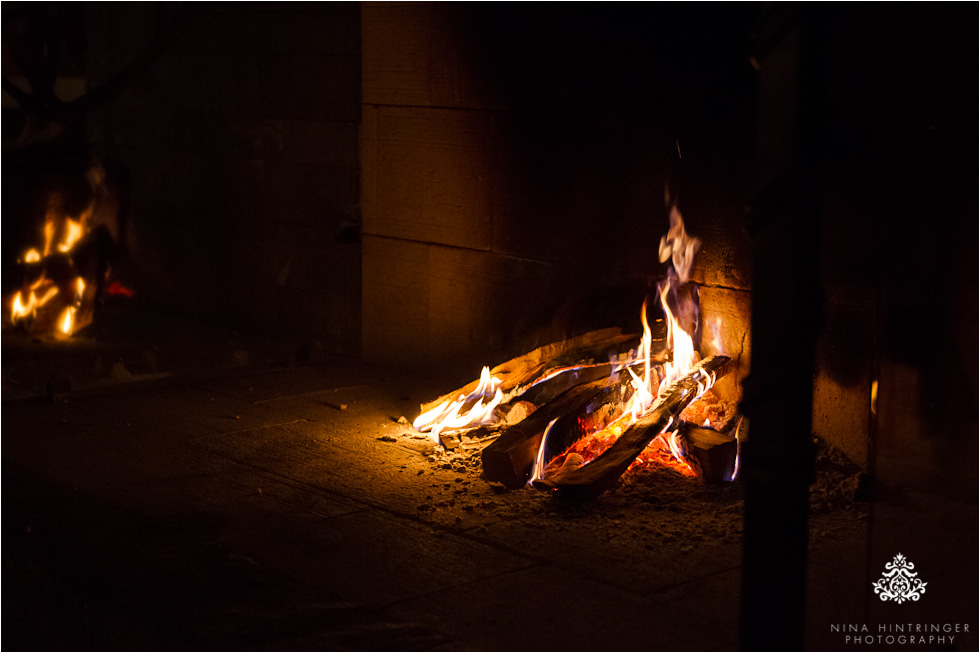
4,348,977,651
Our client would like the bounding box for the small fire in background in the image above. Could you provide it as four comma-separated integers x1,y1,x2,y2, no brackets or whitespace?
5,164,131,338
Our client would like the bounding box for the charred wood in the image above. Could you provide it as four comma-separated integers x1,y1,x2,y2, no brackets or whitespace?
538,355,732,500
513,339,665,408
481,372,633,489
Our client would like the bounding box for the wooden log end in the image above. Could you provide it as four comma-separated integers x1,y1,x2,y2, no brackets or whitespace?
481,427,541,489
684,426,739,484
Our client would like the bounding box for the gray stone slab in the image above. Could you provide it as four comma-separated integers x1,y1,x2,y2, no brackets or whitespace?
189,418,516,530
479,514,742,597
226,507,531,609
804,516,872,650
646,567,740,646
196,359,381,401
3,398,220,489
71,385,300,439
388,564,735,651
109,460,367,526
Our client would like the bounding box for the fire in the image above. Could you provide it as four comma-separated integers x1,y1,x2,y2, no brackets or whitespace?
416,202,739,485
657,205,701,392
413,365,504,442
6,181,102,337
58,218,87,253
534,206,722,479
58,306,76,336
625,298,656,422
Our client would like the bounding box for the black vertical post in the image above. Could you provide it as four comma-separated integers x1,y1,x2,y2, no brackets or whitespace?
739,6,823,651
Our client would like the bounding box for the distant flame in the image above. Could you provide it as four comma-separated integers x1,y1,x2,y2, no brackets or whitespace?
413,366,504,443
10,284,59,323
58,306,76,336
6,174,105,337
42,220,56,257
58,219,86,253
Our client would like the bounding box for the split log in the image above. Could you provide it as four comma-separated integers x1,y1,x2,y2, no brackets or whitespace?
481,372,633,489
420,327,637,414
538,355,732,500
676,424,739,484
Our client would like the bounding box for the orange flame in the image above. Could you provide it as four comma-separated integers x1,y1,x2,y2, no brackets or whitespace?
59,219,85,253
10,284,59,323
57,306,76,336
413,366,504,443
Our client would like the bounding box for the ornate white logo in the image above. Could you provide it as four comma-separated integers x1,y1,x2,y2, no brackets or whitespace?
872,553,927,604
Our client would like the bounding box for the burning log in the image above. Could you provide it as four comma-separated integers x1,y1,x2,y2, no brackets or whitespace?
481,372,634,489
537,355,732,500
419,327,637,414
512,339,665,408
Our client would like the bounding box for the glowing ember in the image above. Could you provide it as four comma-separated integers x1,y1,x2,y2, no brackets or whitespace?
58,218,86,253
106,281,136,297
413,366,504,443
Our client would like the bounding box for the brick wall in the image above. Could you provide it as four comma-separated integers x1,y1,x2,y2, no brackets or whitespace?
86,4,361,355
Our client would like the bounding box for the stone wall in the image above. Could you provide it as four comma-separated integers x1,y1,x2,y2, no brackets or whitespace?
361,3,755,393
